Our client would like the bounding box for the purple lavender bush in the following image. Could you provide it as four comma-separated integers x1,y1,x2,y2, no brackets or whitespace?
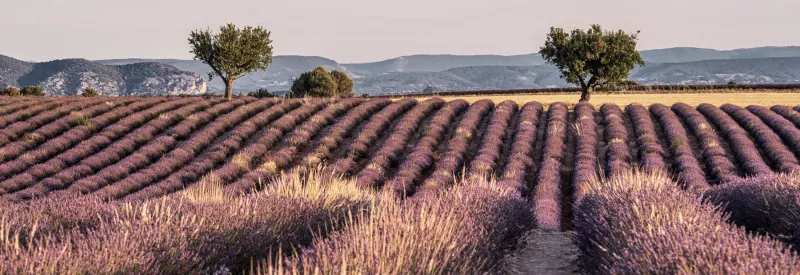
574,170,800,274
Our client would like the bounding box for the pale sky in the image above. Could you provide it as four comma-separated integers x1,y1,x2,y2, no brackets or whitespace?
2,0,799,63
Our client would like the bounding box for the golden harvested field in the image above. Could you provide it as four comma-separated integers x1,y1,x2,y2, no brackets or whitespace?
410,90,800,106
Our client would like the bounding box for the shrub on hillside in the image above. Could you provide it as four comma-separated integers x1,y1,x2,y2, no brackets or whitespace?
290,67,354,98
247,88,278,98
704,174,800,250
1,87,21,97
574,170,800,274
21,86,45,96
82,88,100,97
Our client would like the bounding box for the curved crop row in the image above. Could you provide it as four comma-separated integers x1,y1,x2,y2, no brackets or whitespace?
419,99,494,194
91,99,284,200
302,99,393,167
211,100,332,185
467,100,519,180
697,104,773,176
0,99,165,188
1,98,201,201
386,100,469,196
16,99,226,197
325,99,418,177
0,99,139,167
625,104,666,173
0,99,50,119
572,102,599,203
123,100,303,201
533,102,569,231
721,104,800,173
672,103,741,183
0,98,111,147
0,99,73,129
574,171,800,274
600,104,633,178
0,99,160,178
772,105,800,129
747,105,800,163
223,99,367,195
355,99,445,188
650,104,709,193
61,99,251,196
498,102,544,192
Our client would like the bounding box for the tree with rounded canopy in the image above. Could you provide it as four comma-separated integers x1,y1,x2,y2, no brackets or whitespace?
290,67,338,98
21,86,45,96
82,88,100,97
330,70,354,97
539,25,645,102
188,23,274,100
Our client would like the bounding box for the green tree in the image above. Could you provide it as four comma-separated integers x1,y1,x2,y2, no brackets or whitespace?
188,23,274,100
330,70,354,97
290,67,338,98
83,88,100,97
0,87,21,97
539,25,645,102
21,86,45,96
247,88,277,98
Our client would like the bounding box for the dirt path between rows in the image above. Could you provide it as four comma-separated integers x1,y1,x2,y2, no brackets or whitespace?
500,230,579,275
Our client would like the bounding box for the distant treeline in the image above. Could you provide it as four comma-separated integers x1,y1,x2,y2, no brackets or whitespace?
373,84,800,98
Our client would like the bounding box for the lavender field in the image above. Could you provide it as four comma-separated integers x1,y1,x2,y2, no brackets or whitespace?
2,96,800,274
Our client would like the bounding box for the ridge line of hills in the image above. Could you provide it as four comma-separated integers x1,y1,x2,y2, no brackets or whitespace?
3,46,800,96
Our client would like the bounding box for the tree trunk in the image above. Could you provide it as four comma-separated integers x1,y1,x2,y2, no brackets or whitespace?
579,86,592,102
224,79,234,100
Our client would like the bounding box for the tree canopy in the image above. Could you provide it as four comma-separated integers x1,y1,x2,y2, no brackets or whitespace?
21,86,45,96
291,67,354,98
189,23,274,99
539,24,645,102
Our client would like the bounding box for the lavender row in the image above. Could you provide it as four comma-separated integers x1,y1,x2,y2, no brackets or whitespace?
747,105,800,167
672,103,741,183
387,100,469,196
91,99,282,200
721,104,800,172
0,98,70,129
0,99,165,183
0,99,138,166
574,171,800,274
498,101,544,192
697,104,774,176
772,105,800,129
419,99,494,194
61,99,251,196
703,174,800,251
0,98,111,147
123,100,305,201
211,100,332,186
223,99,366,195
625,104,667,173
571,102,599,203
9,99,224,198
1,98,201,200
467,100,519,180
600,104,633,178
533,102,569,231
650,103,709,193
354,99,445,189
325,99,418,177
302,99,394,167
0,98,50,119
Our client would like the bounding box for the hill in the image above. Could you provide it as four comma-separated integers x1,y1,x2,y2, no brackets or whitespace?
91,46,800,95
0,55,206,96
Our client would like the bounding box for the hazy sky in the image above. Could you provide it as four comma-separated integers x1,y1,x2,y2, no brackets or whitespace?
2,0,799,63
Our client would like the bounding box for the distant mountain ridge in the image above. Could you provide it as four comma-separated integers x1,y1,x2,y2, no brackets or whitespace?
0,55,206,96
4,46,800,96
